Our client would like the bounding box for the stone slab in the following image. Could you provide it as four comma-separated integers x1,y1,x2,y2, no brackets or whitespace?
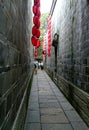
65,110,83,122
42,124,73,130
41,113,69,123
25,123,41,130
71,121,89,130
28,103,39,111
26,111,40,123
60,102,74,111
40,102,60,108
40,108,63,115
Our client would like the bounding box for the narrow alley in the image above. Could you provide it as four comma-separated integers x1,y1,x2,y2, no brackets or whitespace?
24,70,89,130
0,0,89,130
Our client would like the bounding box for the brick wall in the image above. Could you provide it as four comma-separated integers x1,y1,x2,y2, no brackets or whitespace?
0,0,33,129
46,0,89,93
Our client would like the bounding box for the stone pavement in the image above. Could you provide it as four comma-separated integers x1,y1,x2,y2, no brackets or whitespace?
24,70,89,130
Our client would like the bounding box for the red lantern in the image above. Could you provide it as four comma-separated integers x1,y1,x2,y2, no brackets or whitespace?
48,46,51,51
36,29,40,38
33,16,39,25
34,0,40,3
31,36,37,46
36,20,40,28
48,20,51,26
48,51,51,56
32,26,37,35
43,50,46,56
48,34,51,39
32,5,37,14
36,2,40,7
48,43,51,47
48,40,51,45
36,9,41,17
37,40,40,48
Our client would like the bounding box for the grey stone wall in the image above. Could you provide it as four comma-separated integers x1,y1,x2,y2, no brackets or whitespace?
46,0,89,93
0,0,33,129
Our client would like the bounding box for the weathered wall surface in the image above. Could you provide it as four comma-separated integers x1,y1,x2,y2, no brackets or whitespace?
46,0,89,93
45,0,89,126
0,0,33,129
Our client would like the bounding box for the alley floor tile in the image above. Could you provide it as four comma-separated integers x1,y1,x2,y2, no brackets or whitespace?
42,124,73,130
24,70,89,130
25,123,41,130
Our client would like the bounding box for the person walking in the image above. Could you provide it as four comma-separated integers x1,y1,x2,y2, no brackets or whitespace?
40,62,43,70
34,63,38,74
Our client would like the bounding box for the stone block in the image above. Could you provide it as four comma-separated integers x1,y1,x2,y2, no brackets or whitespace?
40,108,63,115
26,111,40,123
42,124,73,130
65,110,83,122
25,123,41,130
41,113,69,123
71,121,89,130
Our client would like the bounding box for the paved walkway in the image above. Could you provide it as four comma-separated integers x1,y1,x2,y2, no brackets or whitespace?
24,70,89,130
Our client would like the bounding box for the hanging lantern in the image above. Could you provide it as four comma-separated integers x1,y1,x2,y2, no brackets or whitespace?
36,29,40,38
48,39,51,44
48,51,51,56
36,19,40,28
37,39,40,48
47,15,52,56
42,50,46,57
36,9,41,17
36,1,40,7
43,50,46,56
33,5,40,15
32,5,37,14
31,0,41,54
32,26,37,35
34,0,40,3
31,36,37,46
48,35,51,40
48,46,51,51
33,16,39,25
